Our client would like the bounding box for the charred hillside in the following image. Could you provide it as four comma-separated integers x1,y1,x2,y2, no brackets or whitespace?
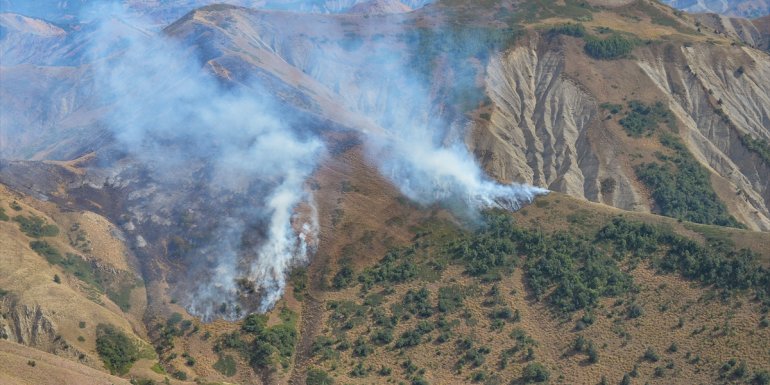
1,0,770,384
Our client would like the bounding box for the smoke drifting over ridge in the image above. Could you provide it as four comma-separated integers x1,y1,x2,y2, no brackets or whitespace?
83,2,547,320
88,6,323,319
357,69,548,219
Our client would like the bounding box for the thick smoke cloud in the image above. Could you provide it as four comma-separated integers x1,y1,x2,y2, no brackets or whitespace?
83,1,546,320
88,5,323,319
359,77,547,218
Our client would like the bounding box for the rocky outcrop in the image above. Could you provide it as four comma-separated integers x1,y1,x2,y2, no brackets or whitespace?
691,12,770,49
347,0,413,14
478,39,598,198
0,299,87,364
635,43,770,229
473,38,647,213
664,0,770,18
472,36,770,230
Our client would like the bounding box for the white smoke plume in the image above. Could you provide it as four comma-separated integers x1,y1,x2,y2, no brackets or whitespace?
352,53,549,218
80,1,546,320
88,4,323,319
368,129,548,217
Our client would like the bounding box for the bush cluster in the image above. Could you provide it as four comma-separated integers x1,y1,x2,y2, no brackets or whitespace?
96,324,139,375
584,34,634,59
635,134,743,227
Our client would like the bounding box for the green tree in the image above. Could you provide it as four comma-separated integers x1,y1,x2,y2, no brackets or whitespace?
95,324,139,375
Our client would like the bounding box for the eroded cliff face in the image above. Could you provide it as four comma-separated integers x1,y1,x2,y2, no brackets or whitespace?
472,37,647,215
3,3,770,232
637,43,770,230
472,37,770,230
474,37,600,201
0,300,89,363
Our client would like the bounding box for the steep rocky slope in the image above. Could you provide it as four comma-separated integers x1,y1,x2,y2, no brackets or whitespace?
0,183,155,375
154,1,770,229
472,33,770,230
2,0,770,384
665,0,770,18
347,0,413,14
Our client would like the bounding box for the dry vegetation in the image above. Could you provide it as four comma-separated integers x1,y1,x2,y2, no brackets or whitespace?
1,1,770,385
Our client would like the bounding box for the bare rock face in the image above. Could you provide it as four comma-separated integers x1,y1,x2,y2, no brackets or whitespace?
471,35,770,230
480,41,598,198
664,0,770,18
347,0,413,14
636,44,770,229
472,38,645,214
0,300,88,364
691,13,769,49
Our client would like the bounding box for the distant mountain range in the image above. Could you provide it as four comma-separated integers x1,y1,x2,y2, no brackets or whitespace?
663,0,770,18
2,0,769,22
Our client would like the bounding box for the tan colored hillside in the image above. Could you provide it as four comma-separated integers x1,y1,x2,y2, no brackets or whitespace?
1,0,770,384
0,340,131,385
0,185,150,372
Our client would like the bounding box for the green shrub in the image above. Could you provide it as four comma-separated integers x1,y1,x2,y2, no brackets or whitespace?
525,232,632,312
359,250,418,286
402,287,434,318
438,285,466,313
350,361,369,377
332,265,355,289
307,367,334,385
242,313,268,334
618,100,675,137
626,303,644,319
490,307,514,320
352,337,373,357
548,23,586,37
643,347,660,362
584,34,634,59
599,102,623,114
457,343,490,368
0,207,8,221
13,215,59,238
395,329,424,348
621,373,631,385
587,343,599,363
29,240,62,264
172,370,187,380
522,362,550,382
95,324,139,375
753,370,770,385
741,135,770,165
216,310,298,370
371,328,393,345
213,354,236,376
635,134,743,227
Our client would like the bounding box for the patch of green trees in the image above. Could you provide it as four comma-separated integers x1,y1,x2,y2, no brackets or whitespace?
635,134,743,227
584,34,634,59
96,324,139,375
13,215,59,238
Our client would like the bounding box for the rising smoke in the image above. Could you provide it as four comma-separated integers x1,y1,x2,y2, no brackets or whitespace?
88,5,323,319
84,1,546,320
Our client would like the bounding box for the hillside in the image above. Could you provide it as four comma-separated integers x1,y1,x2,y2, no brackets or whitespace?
664,0,770,18
1,0,770,384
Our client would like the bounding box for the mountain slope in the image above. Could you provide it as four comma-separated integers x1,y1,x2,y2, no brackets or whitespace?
1,0,770,384
664,0,770,18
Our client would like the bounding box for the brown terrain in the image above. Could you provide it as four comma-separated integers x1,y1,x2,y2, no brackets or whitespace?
1,0,769,384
